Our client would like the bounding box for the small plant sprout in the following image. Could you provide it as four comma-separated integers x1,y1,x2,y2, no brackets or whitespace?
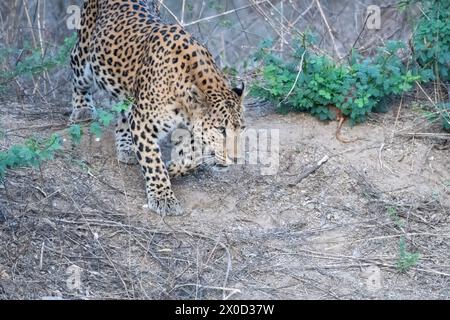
396,237,420,273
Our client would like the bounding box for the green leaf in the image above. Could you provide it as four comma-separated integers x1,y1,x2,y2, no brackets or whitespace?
318,89,331,100
68,124,83,145
90,122,103,139
355,98,365,108
397,237,420,273
98,110,114,126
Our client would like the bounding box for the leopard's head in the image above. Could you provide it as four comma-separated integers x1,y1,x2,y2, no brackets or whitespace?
194,83,246,166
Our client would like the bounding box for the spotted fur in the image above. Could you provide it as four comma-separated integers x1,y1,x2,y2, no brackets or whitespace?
70,0,245,216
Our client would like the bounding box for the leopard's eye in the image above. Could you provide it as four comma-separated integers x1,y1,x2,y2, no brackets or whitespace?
217,127,226,135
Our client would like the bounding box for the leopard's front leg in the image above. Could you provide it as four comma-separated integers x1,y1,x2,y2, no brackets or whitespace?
129,106,183,216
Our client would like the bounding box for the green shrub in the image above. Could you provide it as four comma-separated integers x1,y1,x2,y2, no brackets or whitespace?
412,0,450,82
397,237,420,273
0,134,62,180
0,98,134,181
251,0,449,128
0,33,77,91
251,39,421,124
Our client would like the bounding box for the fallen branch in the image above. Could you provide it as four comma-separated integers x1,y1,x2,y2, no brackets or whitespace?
288,155,330,186
396,132,450,140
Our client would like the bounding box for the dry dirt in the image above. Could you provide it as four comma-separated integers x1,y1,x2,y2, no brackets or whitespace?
0,98,449,300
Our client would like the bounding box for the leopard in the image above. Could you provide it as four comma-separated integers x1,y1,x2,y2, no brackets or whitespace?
69,0,246,216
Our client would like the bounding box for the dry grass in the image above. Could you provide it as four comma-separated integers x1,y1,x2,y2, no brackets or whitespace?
1,98,449,300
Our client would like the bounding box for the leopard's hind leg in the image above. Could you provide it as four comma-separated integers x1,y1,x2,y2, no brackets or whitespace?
69,0,98,123
115,111,138,164
69,44,96,123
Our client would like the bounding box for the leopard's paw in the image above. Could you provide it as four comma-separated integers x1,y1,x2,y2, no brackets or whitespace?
69,107,97,123
145,194,184,216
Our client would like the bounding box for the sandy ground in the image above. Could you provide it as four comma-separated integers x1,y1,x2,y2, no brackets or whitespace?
0,98,449,300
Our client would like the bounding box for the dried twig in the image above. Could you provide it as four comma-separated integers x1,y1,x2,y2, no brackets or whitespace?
278,50,306,106
396,132,450,140
184,1,270,27
288,155,330,186
314,0,342,59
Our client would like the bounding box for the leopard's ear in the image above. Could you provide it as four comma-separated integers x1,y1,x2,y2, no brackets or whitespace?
232,82,245,100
